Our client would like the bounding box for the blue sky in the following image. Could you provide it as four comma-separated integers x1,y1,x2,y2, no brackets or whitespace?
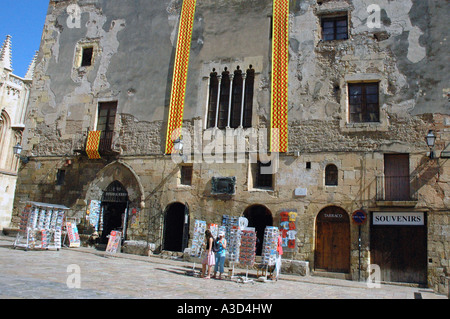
0,0,49,78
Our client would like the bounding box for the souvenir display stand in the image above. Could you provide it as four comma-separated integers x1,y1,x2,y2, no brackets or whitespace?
238,228,257,283
106,230,122,254
64,218,81,248
14,201,68,251
260,226,279,281
222,215,238,244
225,216,248,279
188,220,207,275
227,226,241,279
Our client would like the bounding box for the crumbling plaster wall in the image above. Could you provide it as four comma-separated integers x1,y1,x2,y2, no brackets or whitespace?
288,0,448,117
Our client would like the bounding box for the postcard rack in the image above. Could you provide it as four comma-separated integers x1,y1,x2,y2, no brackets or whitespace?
14,201,69,251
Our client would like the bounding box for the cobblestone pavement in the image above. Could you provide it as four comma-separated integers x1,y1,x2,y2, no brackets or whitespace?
0,236,446,301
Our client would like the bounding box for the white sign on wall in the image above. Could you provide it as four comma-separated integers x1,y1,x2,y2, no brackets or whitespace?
373,212,424,226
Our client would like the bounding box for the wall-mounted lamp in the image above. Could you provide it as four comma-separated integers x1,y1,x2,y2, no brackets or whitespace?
425,130,436,159
13,143,29,164
173,135,184,154
173,136,189,163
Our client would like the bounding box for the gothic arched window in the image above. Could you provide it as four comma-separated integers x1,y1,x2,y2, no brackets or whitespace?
206,65,254,129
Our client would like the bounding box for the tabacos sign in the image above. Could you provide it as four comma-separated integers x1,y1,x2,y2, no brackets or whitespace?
373,212,424,226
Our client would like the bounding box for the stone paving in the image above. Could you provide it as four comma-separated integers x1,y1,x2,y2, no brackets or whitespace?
0,235,447,300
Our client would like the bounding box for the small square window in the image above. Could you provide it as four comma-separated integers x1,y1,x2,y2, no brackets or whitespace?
321,16,348,41
81,47,93,67
180,166,193,186
253,161,273,189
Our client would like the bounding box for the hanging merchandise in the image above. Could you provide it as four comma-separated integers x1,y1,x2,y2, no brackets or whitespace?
238,217,248,229
261,226,279,266
14,202,69,251
239,228,257,267
87,200,101,231
279,210,297,250
130,208,140,229
190,220,206,258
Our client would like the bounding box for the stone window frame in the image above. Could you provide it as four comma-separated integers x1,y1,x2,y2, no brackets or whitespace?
200,58,262,132
205,65,255,130
339,73,388,132
320,14,349,41
321,160,341,189
315,3,352,43
178,164,193,187
325,163,338,186
89,99,121,152
73,40,100,71
247,154,277,193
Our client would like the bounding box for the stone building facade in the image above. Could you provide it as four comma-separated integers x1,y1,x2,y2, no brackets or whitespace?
0,35,35,229
12,0,449,293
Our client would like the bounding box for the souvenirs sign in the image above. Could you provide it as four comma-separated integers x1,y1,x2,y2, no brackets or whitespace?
372,212,424,226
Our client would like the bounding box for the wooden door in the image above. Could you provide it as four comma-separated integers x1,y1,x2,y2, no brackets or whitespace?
315,207,350,273
384,154,410,201
371,223,427,284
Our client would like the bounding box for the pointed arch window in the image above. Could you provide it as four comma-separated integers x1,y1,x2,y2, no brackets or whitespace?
206,65,254,129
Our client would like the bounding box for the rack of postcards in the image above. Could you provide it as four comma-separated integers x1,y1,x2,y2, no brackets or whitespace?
14,202,68,251
190,220,207,258
239,228,257,267
261,226,279,267
227,225,241,263
238,227,257,283
222,215,237,247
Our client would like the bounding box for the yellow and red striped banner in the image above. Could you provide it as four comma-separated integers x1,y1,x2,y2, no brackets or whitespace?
86,131,102,159
165,0,197,154
270,0,289,153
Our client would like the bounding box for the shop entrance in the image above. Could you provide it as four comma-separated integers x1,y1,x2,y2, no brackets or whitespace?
370,212,427,284
243,205,273,255
315,206,350,273
100,181,129,244
163,202,189,252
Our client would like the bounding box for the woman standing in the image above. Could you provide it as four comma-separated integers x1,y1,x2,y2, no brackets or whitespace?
201,230,215,279
212,231,227,279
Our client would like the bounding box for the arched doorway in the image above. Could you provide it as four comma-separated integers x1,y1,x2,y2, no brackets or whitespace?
315,206,350,273
163,202,189,252
243,205,273,255
100,181,129,244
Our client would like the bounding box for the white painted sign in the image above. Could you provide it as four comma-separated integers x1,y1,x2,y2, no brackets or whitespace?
373,212,424,226
294,187,307,196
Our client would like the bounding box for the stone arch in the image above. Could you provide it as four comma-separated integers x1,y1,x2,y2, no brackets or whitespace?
85,160,144,206
84,161,145,243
